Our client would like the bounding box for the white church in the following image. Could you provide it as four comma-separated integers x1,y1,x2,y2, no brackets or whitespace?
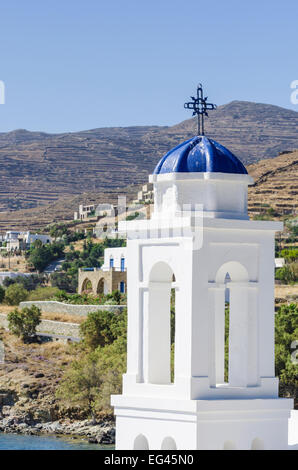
111,94,298,450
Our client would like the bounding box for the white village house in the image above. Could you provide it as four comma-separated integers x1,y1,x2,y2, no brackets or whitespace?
2,231,51,252
111,132,298,450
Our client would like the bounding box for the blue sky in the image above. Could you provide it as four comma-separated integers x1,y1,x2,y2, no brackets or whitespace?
0,0,297,133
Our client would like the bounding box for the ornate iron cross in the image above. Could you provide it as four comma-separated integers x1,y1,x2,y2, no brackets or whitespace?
184,84,217,135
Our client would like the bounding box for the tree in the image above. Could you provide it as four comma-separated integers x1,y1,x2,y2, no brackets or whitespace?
275,303,298,405
27,242,64,272
0,285,5,303
49,223,69,239
57,319,127,416
3,274,45,291
4,283,28,305
56,353,104,422
51,271,77,293
79,309,127,350
7,305,42,342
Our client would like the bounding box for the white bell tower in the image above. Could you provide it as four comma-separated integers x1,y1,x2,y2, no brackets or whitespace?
111,132,294,450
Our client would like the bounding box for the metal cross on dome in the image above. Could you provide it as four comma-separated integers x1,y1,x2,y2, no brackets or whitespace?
184,84,217,136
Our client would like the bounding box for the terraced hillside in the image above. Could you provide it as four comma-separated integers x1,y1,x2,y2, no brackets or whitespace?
0,149,297,231
0,185,138,232
248,150,298,216
0,100,298,213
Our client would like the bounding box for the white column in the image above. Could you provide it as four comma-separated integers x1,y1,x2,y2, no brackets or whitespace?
247,287,259,386
123,240,143,389
228,284,248,387
214,287,225,384
145,281,171,384
208,286,225,386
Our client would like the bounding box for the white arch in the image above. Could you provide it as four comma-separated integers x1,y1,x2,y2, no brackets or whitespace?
251,438,264,450
215,261,249,284
161,436,177,450
149,261,174,283
133,434,149,450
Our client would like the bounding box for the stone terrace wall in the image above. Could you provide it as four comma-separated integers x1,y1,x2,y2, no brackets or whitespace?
19,301,126,317
0,313,80,338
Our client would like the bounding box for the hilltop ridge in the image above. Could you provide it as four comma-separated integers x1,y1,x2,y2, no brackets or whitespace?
0,100,298,214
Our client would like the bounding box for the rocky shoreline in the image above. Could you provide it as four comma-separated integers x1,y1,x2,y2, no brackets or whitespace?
0,408,115,445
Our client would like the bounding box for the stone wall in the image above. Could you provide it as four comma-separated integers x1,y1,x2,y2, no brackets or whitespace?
0,313,80,338
19,301,126,316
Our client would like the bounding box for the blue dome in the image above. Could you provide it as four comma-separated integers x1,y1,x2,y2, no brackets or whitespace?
153,136,247,175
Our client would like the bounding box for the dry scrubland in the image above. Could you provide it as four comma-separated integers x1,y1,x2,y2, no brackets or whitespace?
0,329,78,421
0,254,28,272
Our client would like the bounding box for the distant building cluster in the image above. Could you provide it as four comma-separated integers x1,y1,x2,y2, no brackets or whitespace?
74,204,96,221
132,183,153,205
0,231,52,252
74,183,153,224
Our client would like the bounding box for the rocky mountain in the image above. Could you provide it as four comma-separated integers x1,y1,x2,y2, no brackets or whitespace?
0,100,298,215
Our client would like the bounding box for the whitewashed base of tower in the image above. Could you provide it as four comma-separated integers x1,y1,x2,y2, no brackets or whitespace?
112,396,294,450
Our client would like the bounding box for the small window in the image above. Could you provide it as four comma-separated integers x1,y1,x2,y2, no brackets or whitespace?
110,257,114,268
120,281,125,293
121,257,125,272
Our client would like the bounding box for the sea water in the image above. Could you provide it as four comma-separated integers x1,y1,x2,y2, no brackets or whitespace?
0,433,114,450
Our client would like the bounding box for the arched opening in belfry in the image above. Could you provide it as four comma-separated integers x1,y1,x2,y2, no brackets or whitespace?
82,278,92,294
161,436,177,450
96,278,105,294
251,438,264,450
147,261,176,385
213,261,250,387
133,434,149,450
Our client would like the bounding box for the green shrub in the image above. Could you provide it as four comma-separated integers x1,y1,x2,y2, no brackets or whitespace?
3,274,45,291
57,320,127,416
275,263,298,284
4,283,28,305
275,303,298,404
26,242,64,272
80,309,127,350
51,272,77,293
105,290,121,305
7,305,42,342
0,285,5,303
280,248,298,263
125,212,139,221
27,286,62,301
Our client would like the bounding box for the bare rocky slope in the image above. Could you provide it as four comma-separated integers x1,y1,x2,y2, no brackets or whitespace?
0,100,298,214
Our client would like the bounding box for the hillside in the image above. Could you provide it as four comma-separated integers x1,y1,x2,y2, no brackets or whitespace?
0,149,297,231
0,101,298,214
248,150,298,216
